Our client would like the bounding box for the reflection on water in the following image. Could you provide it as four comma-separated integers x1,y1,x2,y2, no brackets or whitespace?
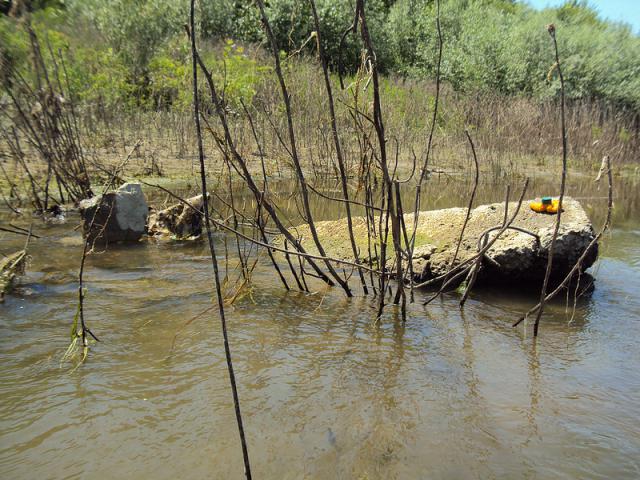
1,175,639,479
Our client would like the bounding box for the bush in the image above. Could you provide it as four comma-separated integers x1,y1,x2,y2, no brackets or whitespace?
3,0,639,112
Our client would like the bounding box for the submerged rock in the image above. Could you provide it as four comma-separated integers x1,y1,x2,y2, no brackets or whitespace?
78,182,148,244
287,197,597,286
147,194,206,240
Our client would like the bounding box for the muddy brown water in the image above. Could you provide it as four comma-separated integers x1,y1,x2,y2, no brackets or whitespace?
1,172,639,479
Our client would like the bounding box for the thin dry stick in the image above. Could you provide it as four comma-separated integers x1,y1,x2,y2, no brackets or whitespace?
242,96,309,291
417,0,443,185
533,24,568,337
284,239,307,291
392,180,407,320
74,140,140,360
351,0,404,317
0,226,40,238
425,186,510,308
141,180,386,276
309,0,368,295
513,155,613,328
452,131,480,269
189,2,252,478
407,0,443,297
416,178,530,293
190,31,336,290
307,183,383,212
256,192,290,291
420,129,480,305
459,185,510,308
256,0,353,297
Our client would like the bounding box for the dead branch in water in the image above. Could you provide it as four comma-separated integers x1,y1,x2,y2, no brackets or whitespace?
532,24,569,337
0,225,40,238
459,185,511,308
256,0,353,297
417,178,530,294
140,180,388,276
188,2,252,478
309,0,368,295
1,25,92,208
64,140,141,367
0,224,33,303
345,0,405,317
406,0,443,303
421,129,480,305
187,25,340,292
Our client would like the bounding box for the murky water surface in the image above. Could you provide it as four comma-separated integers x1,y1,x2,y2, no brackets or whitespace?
1,173,639,479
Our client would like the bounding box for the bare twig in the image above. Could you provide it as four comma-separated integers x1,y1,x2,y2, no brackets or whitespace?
310,0,368,294
532,24,568,337
189,4,252,476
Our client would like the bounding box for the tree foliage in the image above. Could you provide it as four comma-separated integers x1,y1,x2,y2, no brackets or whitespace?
2,0,638,111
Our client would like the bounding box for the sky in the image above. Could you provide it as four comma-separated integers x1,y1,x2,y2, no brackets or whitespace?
526,0,640,34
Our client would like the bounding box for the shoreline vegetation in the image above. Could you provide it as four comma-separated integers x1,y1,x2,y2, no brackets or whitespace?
1,1,638,187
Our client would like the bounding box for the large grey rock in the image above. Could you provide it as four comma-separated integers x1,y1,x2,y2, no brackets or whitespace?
286,197,598,286
79,182,148,244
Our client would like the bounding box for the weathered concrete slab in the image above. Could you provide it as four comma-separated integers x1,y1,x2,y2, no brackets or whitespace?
289,197,597,285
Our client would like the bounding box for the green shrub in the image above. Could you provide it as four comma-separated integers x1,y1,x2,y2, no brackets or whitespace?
3,0,639,112
0,15,29,87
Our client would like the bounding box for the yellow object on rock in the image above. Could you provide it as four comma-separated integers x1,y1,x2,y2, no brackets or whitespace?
530,201,547,213
547,199,560,213
530,197,560,214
